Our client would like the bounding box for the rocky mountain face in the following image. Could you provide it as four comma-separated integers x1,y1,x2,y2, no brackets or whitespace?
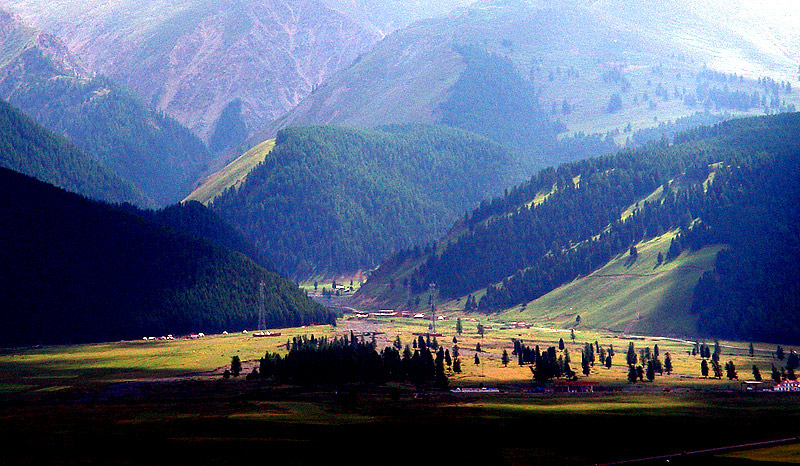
250,0,800,142
0,0,383,143
0,9,214,206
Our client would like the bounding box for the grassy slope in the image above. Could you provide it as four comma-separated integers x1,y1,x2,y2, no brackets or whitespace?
497,230,723,337
185,139,275,204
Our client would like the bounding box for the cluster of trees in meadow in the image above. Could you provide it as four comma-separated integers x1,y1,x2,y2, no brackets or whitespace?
258,333,451,388
210,124,514,276
0,168,333,346
379,113,800,343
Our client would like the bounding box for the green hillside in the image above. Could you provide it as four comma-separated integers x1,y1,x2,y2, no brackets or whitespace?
0,98,146,205
0,9,213,206
185,139,275,205
358,113,800,343
0,167,332,347
210,124,515,277
498,230,724,336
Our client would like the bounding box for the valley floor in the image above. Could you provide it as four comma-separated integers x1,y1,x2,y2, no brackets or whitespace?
1,317,798,465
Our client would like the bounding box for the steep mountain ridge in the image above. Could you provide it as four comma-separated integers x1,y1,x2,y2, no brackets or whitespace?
0,9,214,206
0,0,384,142
0,97,145,205
208,124,516,277
252,0,799,151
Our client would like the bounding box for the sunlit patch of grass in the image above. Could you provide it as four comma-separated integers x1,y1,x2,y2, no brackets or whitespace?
719,443,800,463
462,395,700,414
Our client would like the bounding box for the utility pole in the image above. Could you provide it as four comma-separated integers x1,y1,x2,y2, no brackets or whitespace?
258,280,266,331
429,283,437,334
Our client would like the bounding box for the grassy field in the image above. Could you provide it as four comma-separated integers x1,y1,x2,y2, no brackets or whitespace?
1,313,791,392
495,230,724,336
184,138,275,204
1,315,799,465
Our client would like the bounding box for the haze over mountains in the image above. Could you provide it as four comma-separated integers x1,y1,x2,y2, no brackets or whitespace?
0,9,213,206
0,0,473,145
0,0,798,345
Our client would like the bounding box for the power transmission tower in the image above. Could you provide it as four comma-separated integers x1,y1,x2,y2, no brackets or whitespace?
258,280,266,331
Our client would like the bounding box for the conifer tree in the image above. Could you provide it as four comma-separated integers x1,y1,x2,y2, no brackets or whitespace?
646,360,655,382
701,359,709,378
581,351,590,376
231,355,242,377
628,364,637,383
752,365,762,381
474,353,480,365
725,361,738,380
771,364,781,383
627,342,637,365
664,353,673,375
453,357,462,373
502,349,510,367
711,359,723,379
456,318,463,335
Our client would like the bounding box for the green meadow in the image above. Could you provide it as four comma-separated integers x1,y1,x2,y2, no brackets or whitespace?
1,315,799,465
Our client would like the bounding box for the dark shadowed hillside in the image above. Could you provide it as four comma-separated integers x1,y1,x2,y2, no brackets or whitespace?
0,168,333,347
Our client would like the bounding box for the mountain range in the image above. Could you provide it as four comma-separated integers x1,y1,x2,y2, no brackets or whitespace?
0,0,470,145
0,9,213,206
356,112,800,343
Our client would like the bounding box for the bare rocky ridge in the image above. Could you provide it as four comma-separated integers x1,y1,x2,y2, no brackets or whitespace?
251,0,800,141
0,0,382,141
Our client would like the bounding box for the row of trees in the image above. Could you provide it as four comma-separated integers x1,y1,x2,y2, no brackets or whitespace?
258,333,452,388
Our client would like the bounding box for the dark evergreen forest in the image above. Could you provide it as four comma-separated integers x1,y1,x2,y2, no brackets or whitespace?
4,74,212,206
0,98,145,205
210,124,515,277
0,168,333,346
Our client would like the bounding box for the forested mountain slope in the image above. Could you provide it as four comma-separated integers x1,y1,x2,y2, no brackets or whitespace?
209,125,515,278
0,98,145,205
0,9,212,206
358,113,800,343
0,168,332,347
